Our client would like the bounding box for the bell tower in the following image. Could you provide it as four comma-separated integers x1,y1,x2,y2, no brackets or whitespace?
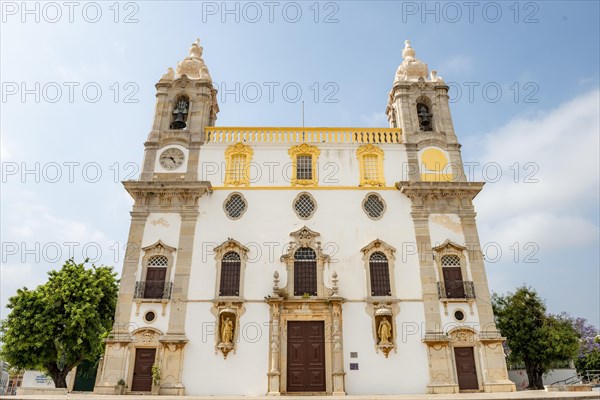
392,41,516,394
387,40,464,182
139,38,219,181
95,40,217,395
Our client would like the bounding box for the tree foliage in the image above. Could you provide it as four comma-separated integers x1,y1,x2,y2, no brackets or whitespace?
492,286,579,390
575,349,600,376
0,259,118,388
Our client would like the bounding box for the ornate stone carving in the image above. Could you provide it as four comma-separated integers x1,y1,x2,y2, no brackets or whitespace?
280,226,333,298
210,302,245,359
175,38,212,81
395,40,429,82
365,303,399,358
124,181,211,212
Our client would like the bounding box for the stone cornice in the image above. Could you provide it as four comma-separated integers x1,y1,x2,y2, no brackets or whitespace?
396,181,485,201
124,180,212,209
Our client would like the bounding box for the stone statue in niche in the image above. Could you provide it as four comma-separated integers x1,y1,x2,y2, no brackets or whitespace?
217,312,236,359
221,317,234,345
378,317,392,345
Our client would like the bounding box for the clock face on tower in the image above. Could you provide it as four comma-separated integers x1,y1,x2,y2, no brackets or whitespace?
159,148,185,170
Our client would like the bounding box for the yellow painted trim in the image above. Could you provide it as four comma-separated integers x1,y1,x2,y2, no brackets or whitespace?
356,144,386,187
288,143,321,186
224,143,254,186
210,186,398,191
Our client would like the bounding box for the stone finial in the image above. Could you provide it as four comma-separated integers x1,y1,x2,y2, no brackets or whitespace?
160,67,174,81
331,271,339,297
402,40,416,60
189,38,203,59
175,38,211,81
272,271,280,295
394,39,429,83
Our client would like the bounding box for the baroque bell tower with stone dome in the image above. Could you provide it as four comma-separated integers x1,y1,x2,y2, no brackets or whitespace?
94,39,515,396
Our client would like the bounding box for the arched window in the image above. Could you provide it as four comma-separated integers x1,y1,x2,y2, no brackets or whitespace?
441,254,465,298
417,103,432,131
144,255,168,299
219,251,241,296
369,252,391,296
294,247,317,296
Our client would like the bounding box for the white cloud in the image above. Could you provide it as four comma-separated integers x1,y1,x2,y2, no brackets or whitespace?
472,89,600,252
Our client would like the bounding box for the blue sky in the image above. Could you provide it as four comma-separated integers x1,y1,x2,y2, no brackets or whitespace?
1,1,599,328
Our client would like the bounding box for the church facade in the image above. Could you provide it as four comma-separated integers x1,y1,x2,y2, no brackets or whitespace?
94,39,516,396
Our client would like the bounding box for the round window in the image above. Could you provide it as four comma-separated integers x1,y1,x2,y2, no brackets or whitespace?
144,311,156,323
293,193,316,219
454,310,465,322
362,193,385,220
224,193,247,219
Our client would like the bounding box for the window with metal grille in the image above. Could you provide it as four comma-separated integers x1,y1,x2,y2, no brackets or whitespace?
148,255,168,266
441,255,460,266
363,154,379,181
219,251,241,296
228,154,247,182
224,193,247,219
296,155,313,180
369,252,391,296
293,193,316,219
363,193,385,219
294,247,317,296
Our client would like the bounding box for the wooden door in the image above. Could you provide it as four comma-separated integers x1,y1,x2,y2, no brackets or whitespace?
131,348,156,392
443,267,465,298
144,267,166,299
287,321,325,392
454,347,478,390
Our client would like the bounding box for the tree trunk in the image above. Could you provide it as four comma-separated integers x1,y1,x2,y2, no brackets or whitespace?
45,363,71,389
525,362,545,390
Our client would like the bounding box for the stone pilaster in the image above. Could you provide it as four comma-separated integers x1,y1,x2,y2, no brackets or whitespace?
423,336,458,394
331,300,346,395
411,214,443,333
166,211,199,336
113,211,148,334
267,300,282,396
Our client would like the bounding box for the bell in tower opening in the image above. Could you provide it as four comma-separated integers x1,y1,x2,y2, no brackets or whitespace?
417,103,432,131
170,97,189,130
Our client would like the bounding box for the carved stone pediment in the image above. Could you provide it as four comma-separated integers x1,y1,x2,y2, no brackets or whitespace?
432,239,466,253
360,239,396,261
281,226,328,261
213,238,250,260
142,240,177,255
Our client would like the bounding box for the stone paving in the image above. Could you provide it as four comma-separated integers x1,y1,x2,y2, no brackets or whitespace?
3,390,600,400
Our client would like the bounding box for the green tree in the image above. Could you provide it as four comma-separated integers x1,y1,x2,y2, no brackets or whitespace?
492,286,579,390
575,349,600,377
0,259,118,388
